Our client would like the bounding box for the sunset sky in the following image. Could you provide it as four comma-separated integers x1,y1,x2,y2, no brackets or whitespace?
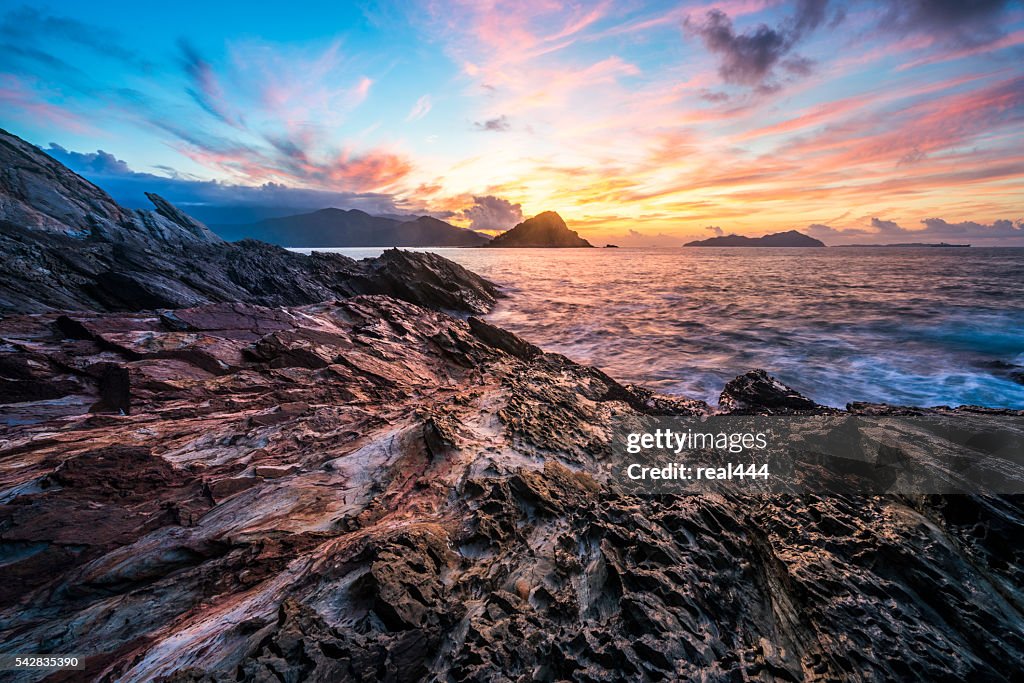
2,0,1022,244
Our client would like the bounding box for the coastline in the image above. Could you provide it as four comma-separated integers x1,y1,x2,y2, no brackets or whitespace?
289,245,1024,411
2,279,1023,679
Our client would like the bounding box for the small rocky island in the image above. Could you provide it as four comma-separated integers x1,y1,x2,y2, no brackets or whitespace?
1,129,1022,682
684,229,825,247
485,210,593,247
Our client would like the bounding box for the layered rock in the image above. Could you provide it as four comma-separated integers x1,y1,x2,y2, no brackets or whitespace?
0,130,219,245
1,299,1022,682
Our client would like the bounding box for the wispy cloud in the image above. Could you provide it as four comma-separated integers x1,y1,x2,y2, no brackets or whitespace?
406,94,432,121
0,5,153,71
42,142,428,221
179,39,243,129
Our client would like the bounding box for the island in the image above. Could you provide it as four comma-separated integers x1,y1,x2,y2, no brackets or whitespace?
485,211,593,247
684,229,825,247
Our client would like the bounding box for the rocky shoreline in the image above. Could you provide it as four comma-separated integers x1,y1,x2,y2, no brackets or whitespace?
2,128,1024,681
2,292,1023,681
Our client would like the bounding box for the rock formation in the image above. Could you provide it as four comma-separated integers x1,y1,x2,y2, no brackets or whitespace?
485,211,593,248
684,230,825,247
0,129,497,314
1,300,1022,681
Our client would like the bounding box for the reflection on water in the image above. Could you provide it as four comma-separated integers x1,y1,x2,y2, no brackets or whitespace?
295,246,1024,409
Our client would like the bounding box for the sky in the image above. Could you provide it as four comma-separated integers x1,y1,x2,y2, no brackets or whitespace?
1,0,1023,245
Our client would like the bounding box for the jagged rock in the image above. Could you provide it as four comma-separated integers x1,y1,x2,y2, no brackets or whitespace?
468,316,541,360
1,298,1022,682
339,248,500,314
719,368,821,414
0,129,498,315
0,130,216,244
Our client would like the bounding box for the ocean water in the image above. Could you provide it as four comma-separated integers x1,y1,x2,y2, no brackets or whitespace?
297,247,1024,409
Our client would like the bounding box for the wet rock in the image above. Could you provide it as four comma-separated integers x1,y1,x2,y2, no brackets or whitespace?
719,368,820,414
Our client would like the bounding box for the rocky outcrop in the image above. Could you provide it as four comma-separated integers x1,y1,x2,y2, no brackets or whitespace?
1,299,1022,682
0,129,497,315
485,211,593,248
719,368,822,413
340,248,500,315
0,223,497,314
0,129,220,245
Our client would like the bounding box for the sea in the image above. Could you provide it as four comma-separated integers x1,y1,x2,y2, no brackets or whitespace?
293,247,1024,409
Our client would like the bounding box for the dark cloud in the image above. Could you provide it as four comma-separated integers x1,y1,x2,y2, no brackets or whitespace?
919,217,1023,239
45,144,132,175
781,55,815,77
899,146,927,165
699,89,731,103
705,225,724,236
806,217,1023,245
42,144,421,225
684,0,832,90
461,195,522,231
878,0,1016,47
474,115,511,132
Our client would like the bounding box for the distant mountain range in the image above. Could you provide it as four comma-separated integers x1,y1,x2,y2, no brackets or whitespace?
684,230,825,247
213,208,491,247
485,211,593,247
